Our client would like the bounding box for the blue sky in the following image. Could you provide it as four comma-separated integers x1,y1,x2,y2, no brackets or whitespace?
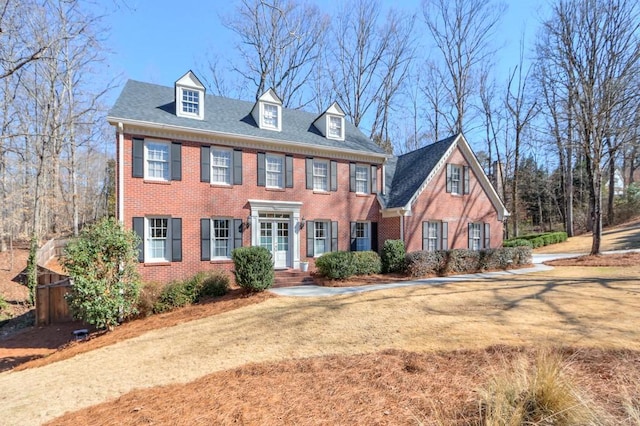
102,0,548,106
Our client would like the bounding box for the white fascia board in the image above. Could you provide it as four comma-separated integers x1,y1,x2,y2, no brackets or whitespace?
380,207,411,218
107,117,388,164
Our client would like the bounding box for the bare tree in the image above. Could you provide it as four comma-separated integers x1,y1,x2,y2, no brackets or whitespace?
505,39,539,238
422,0,506,135
538,0,640,254
218,0,328,108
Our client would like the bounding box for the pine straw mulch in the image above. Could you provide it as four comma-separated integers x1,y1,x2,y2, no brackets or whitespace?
46,346,640,426
545,251,640,267
1,289,274,373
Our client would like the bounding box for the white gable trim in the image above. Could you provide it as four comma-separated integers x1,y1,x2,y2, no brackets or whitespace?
380,134,509,220
175,71,205,120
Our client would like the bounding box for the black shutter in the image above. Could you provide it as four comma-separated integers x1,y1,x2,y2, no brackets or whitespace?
306,158,313,190
200,146,210,182
171,143,182,181
257,152,266,186
171,218,182,262
446,164,452,193
371,222,378,253
350,222,357,251
306,221,314,257
463,166,470,194
330,161,337,192
331,221,338,251
349,163,356,192
484,223,490,249
133,217,144,262
201,219,211,261
468,223,473,249
422,222,428,251
234,218,243,249
371,165,378,194
285,155,294,188
132,138,144,178
233,150,243,185
442,222,448,250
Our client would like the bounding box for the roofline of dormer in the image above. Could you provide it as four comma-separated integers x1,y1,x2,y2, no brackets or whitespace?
175,70,205,90
107,116,390,164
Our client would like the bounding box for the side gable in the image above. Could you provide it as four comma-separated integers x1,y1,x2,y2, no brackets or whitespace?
382,134,508,221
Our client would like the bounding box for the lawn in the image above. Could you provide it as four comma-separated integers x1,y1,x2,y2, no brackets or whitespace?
1,221,640,425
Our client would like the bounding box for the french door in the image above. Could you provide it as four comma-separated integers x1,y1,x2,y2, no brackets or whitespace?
259,216,290,269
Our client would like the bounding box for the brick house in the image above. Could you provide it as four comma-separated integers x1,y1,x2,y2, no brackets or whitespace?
108,71,508,284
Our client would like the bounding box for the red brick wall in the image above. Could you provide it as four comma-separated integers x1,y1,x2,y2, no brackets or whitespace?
402,147,504,252
119,133,382,284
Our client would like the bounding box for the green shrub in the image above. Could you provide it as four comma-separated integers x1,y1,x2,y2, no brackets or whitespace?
153,279,196,314
405,247,532,278
63,217,141,330
352,251,382,275
381,240,406,273
231,246,274,292
316,251,356,279
405,250,447,277
198,270,230,299
136,281,164,317
503,238,533,248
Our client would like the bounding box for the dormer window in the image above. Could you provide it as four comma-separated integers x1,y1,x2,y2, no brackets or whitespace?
252,89,283,131
263,103,279,129
314,101,346,141
181,89,200,115
175,71,205,120
328,115,344,140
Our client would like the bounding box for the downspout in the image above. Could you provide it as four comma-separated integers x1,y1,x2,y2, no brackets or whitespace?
400,210,405,243
118,123,125,224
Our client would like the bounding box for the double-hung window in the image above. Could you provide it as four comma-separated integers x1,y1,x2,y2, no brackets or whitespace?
263,103,279,129
145,141,170,181
422,221,448,251
211,148,232,185
266,154,284,189
355,165,369,194
182,89,200,115
446,164,469,195
426,222,439,251
328,116,343,139
450,165,461,194
133,217,182,263
314,221,328,256
147,218,169,262
313,160,329,192
212,219,231,258
469,223,482,250
354,222,370,251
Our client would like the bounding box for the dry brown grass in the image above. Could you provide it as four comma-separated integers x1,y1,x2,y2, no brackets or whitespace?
2,264,640,425
535,219,640,254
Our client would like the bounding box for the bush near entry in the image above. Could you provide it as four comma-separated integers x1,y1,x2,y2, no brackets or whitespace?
381,239,406,273
315,250,381,280
231,246,274,291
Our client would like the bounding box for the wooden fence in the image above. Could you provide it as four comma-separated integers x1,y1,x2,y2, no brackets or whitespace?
35,239,72,325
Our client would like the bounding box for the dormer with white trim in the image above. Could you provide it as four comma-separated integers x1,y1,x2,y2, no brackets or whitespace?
314,102,345,141
252,88,282,131
175,71,205,120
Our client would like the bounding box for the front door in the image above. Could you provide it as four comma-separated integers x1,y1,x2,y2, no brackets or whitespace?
259,218,289,269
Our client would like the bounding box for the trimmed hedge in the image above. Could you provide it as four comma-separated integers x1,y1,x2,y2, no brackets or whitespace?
231,246,274,292
405,247,532,278
381,239,406,273
504,232,567,248
316,250,382,279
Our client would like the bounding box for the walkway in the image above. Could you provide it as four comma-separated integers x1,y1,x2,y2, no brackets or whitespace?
269,250,640,297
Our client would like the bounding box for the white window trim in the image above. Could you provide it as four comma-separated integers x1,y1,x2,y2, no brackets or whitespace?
313,221,330,257
355,221,371,251
144,140,170,182
355,164,370,195
266,153,285,189
261,102,281,131
450,164,462,195
145,216,171,263
211,217,233,260
469,223,482,250
176,86,204,120
211,147,233,185
313,159,329,192
327,115,344,140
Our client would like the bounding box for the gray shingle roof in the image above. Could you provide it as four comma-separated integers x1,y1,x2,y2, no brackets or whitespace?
108,80,386,155
382,135,458,208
